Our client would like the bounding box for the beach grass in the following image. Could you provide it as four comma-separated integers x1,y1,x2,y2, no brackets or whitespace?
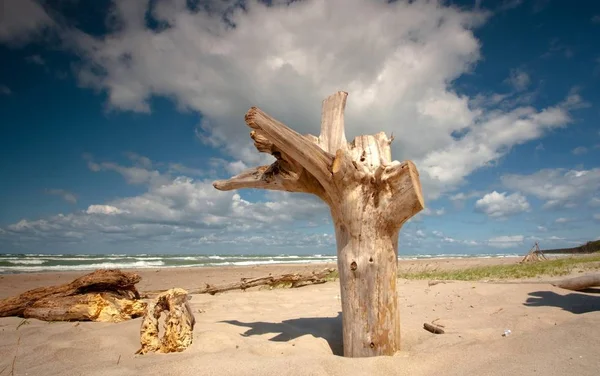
398,254,600,281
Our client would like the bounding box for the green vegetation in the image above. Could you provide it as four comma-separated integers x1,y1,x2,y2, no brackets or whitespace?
398,255,600,281
543,239,600,254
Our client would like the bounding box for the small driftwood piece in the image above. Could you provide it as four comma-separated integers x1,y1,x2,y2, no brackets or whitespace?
552,274,600,291
423,322,445,334
0,269,146,322
137,288,195,354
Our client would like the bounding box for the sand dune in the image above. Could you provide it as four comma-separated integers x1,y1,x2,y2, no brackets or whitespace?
1,261,599,375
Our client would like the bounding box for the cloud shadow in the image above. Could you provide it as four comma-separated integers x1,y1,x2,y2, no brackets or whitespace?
221,312,343,355
524,290,600,314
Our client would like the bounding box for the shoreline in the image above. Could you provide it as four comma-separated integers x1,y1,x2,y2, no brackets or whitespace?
1,255,600,375
0,253,546,275
0,256,540,297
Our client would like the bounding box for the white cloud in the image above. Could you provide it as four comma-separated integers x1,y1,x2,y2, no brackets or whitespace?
488,235,524,248
54,0,586,199
572,146,588,155
449,191,483,201
0,85,11,95
45,189,78,204
497,0,524,12
0,0,55,45
1,173,333,252
554,217,573,224
86,205,126,215
502,168,600,209
475,191,530,218
593,214,600,221
591,197,600,207
505,68,530,91
537,226,547,232
421,207,446,216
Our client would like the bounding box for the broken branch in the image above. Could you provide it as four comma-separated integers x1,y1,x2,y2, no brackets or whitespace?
423,322,445,334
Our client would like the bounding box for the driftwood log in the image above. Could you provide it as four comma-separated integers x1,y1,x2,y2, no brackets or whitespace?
213,91,424,357
143,268,336,298
137,288,195,354
552,274,600,291
0,269,146,322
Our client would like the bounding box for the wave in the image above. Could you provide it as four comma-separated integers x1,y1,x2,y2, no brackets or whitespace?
7,259,46,265
0,260,165,273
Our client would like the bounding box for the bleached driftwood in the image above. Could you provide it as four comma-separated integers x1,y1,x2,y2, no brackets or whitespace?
137,288,195,354
0,269,146,322
143,268,336,298
213,92,425,357
552,274,600,291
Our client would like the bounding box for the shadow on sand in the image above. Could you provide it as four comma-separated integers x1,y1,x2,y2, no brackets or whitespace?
524,290,600,314
222,312,343,355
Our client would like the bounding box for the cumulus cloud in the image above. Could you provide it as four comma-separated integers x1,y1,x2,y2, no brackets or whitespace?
572,146,588,155
45,189,78,204
488,235,524,248
0,0,55,45
475,191,530,218
86,205,126,215
502,168,600,209
554,217,573,224
52,0,586,200
1,169,334,252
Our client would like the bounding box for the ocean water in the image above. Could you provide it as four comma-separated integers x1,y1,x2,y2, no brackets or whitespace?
0,252,520,274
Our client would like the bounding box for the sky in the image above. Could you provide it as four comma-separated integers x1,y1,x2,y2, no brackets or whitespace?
0,0,599,255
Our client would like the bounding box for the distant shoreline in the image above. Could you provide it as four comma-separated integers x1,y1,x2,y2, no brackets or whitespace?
0,252,526,274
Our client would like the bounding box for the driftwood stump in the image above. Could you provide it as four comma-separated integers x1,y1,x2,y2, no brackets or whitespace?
0,269,146,322
552,274,600,291
137,288,195,354
213,91,424,357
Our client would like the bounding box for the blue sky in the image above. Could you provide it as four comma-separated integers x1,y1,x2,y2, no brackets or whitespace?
0,0,599,255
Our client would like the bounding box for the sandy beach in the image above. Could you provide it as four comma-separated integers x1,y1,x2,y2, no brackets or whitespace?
1,257,599,376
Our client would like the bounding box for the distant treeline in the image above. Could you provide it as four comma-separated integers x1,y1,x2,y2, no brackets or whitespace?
543,240,600,254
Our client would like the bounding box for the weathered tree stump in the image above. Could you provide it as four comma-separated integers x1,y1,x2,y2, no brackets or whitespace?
213,91,424,357
137,288,195,354
0,269,146,322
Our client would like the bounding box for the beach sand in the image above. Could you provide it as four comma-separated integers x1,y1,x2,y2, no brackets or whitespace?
1,257,599,375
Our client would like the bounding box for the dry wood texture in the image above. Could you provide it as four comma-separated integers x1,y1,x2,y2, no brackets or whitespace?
137,288,195,354
0,269,146,322
213,91,425,357
144,268,335,298
552,274,600,291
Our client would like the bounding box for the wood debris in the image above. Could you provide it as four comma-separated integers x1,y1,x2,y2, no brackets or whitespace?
0,269,146,322
137,288,195,354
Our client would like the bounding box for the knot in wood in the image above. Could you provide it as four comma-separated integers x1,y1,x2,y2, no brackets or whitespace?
350,261,357,271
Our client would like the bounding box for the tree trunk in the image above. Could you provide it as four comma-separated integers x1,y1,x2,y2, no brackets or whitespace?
335,216,400,356
213,91,424,357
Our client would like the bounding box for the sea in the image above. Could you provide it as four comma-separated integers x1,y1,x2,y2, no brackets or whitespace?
0,252,520,274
